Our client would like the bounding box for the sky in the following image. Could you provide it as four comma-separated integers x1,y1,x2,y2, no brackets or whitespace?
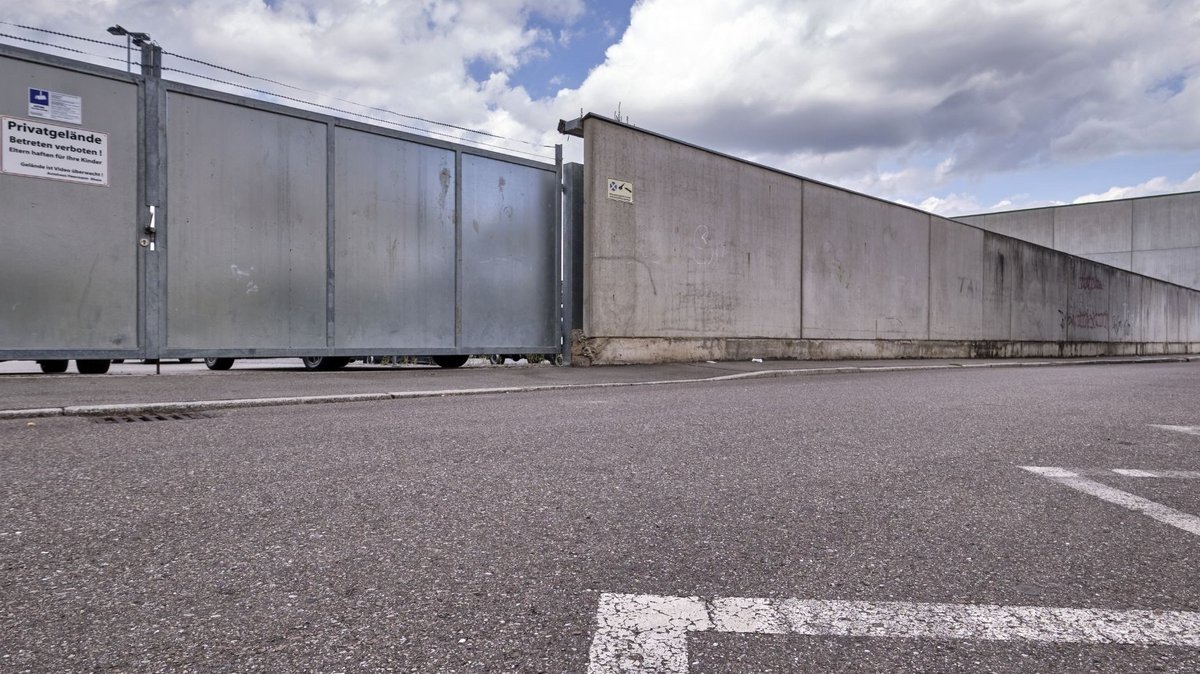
3,0,1198,216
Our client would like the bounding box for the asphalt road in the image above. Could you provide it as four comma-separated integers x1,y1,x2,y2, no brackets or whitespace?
2,362,1198,672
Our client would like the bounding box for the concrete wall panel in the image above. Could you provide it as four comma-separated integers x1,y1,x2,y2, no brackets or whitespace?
929,216,983,340
981,234,1015,340
1065,260,1113,342
1132,248,1200,290
961,191,1199,291
802,181,929,339
1167,285,1187,343
1080,252,1133,271
1140,280,1170,342
1009,243,1070,341
584,118,804,338
1105,271,1141,342
958,209,1055,249
1055,200,1132,256
1133,192,1200,251
1190,292,1200,341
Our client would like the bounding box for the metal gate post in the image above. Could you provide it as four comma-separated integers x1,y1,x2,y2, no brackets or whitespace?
326,120,337,349
561,161,584,365
141,43,165,362
555,145,570,365
454,149,464,349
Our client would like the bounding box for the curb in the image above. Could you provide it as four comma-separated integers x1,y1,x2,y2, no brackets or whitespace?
1,356,1195,421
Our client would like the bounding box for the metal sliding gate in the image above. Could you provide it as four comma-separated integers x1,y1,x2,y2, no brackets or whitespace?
1,44,567,367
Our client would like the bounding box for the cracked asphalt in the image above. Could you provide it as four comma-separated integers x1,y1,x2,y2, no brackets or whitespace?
1,361,1198,672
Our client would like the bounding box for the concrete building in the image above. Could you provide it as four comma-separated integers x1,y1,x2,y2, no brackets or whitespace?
955,193,1200,291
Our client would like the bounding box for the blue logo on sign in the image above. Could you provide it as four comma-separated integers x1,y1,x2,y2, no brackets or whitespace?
29,89,49,105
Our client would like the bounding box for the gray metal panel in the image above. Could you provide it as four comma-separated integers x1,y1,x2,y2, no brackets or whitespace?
0,56,140,351
564,162,585,331
333,127,456,348
165,92,327,349
460,154,557,348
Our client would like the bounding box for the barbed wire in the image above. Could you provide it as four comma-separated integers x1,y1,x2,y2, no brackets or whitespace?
0,21,556,158
162,66,554,161
0,31,126,65
163,51,552,149
0,21,125,48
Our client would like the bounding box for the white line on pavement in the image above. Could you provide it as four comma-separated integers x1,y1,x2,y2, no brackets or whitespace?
587,593,1200,673
1021,466,1200,537
1151,424,1200,436
1110,469,1200,479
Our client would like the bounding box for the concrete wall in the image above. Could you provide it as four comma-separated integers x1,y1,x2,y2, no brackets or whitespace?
957,192,1200,290
583,117,804,339
573,115,1200,364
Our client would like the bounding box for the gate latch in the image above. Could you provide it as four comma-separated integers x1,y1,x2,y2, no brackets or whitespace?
140,205,157,249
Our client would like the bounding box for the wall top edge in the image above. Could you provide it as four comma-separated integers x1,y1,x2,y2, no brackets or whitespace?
954,189,1200,220
560,112,943,221
563,112,1200,297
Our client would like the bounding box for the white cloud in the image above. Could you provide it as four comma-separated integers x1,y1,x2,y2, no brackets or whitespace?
1072,170,1200,204
546,0,1200,198
4,0,1198,202
902,193,983,217
2,0,582,158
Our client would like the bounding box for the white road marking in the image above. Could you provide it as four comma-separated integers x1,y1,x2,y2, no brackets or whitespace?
1022,466,1200,536
1110,469,1200,479
1151,424,1200,436
587,593,1200,673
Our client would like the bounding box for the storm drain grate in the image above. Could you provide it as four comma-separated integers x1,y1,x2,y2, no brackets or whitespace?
94,412,214,424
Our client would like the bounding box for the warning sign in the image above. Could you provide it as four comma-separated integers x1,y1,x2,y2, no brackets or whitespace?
28,88,82,125
607,178,633,203
2,116,109,187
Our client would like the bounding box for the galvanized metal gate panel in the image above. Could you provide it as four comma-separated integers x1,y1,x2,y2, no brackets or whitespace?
0,49,142,357
332,127,457,349
163,91,328,351
0,44,566,366
460,153,559,350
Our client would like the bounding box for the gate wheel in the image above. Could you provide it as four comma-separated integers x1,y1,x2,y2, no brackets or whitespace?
76,359,111,375
204,357,235,371
38,360,69,373
302,357,350,371
433,355,469,369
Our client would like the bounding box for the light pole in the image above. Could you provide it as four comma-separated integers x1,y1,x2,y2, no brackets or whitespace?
106,25,151,73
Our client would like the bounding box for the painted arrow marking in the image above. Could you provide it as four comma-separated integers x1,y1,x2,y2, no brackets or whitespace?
1022,466,1200,537
587,593,1200,673
1151,424,1200,437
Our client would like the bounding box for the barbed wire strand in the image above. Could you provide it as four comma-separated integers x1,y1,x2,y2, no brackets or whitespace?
162,66,554,161
0,22,554,154
164,51,552,149
0,21,125,49
0,31,126,64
